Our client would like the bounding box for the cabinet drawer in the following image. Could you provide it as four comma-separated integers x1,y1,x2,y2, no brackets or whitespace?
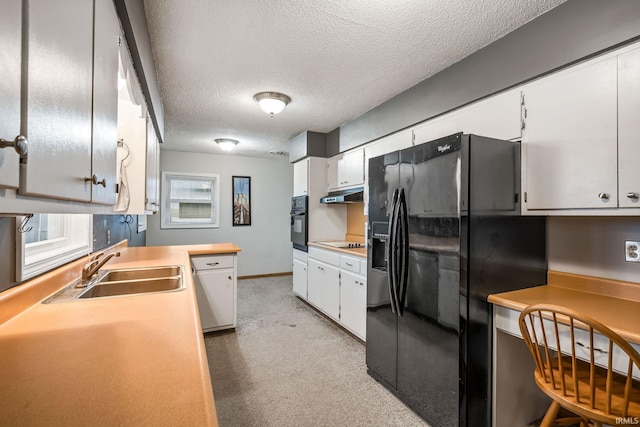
293,248,308,262
341,255,361,274
191,254,235,271
308,247,340,266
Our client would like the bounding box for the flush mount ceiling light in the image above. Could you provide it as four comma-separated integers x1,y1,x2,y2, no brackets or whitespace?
215,138,239,151
253,92,291,117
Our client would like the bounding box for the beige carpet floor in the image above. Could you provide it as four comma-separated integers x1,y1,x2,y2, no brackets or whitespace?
204,276,430,427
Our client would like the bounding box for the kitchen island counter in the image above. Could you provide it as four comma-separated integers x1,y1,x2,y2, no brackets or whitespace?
0,242,240,427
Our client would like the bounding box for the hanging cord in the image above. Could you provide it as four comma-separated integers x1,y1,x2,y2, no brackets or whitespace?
121,214,134,241
17,214,34,233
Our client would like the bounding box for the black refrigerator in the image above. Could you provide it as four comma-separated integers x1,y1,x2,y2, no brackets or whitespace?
366,133,546,427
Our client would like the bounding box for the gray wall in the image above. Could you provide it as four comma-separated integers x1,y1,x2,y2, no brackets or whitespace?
336,0,640,152
146,151,293,277
548,217,640,283
93,214,146,251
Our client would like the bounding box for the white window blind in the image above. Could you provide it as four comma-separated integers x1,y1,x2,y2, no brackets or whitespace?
161,171,220,229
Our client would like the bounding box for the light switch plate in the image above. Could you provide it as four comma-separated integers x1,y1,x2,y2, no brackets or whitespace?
625,241,640,262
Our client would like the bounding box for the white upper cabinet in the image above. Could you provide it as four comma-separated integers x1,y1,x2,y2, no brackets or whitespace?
327,148,364,191
90,0,121,205
456,88,522,141
522,57,618,210
293,158,309,197
21,0,95,201
618,47,640,208
0,0,22,190
327,155,339,190
20,0,119,205
145,118,160,213
412,88,521,146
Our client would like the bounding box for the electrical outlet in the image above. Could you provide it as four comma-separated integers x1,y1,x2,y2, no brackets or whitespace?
625,241,640,262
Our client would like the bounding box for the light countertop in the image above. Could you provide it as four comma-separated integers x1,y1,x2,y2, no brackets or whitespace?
0,242,241,427
488,271,640,344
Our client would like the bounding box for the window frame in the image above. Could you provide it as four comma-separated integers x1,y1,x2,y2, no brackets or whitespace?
161,171,221,229
16,214,93,281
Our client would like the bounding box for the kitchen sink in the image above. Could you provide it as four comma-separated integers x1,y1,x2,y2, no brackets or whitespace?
42,265,184,303
98,266,182,282
78,277,182,299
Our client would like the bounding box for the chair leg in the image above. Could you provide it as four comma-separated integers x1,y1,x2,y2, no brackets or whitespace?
540,401,561,427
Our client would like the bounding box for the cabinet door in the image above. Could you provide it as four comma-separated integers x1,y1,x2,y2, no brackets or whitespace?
292,258,307,299
308,258,340,320
327,156,339,191
22,0,94,201
456,88,522,141
145,119,160,212
323,263,341,321
413,112,459,146
293,158,309,196
342,148,364,187
618,48,640,208
195,269,236,330
0,0,21,190
307,259,324,309
340,270,366,340
90,0,120,204
523,58,617,210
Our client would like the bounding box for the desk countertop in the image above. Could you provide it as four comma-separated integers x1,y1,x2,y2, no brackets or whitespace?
488,271,640,345
0,242,241,427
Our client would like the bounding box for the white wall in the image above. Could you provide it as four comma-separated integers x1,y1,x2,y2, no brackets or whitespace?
548,216,640,283
147,150,293,277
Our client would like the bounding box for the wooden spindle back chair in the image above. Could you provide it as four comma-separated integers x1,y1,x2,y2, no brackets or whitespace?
519,304,640,427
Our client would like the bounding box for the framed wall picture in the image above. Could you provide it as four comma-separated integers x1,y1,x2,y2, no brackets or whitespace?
232,176,251,226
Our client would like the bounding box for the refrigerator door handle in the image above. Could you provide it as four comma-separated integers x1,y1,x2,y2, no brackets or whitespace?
387,188,400,314
397,188,409,317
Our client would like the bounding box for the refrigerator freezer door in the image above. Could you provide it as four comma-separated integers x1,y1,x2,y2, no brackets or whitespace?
366,152,401,390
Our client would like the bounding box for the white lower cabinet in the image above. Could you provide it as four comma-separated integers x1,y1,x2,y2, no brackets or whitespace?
306,247,367,341
340,270,366,340
307,258,340,321
191,254,237,332
292,257,308,299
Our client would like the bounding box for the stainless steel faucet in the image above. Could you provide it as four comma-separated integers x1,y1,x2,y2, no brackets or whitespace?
78,251,121,285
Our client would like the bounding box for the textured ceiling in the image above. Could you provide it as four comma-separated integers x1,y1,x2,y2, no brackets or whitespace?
143,0,566,158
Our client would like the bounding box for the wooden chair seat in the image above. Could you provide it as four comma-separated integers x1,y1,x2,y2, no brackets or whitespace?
535,356,640,424
519,304,640,427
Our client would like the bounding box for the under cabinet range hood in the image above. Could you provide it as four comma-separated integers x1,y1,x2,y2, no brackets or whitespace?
320,187,364,204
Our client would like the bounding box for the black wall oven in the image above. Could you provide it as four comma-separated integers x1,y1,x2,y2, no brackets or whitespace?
290,195,308,251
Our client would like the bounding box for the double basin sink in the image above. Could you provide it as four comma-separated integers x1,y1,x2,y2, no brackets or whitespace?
43,266,185,303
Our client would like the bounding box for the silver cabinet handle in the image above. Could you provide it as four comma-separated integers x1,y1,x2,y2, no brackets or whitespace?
627,192,639,200
598,192,609,200
345,262,353,267
206,262,219,266
84,174,106,187
0,135,28,156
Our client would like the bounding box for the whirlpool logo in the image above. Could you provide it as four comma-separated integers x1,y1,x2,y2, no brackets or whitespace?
616,417,640,425
437,144,451,153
